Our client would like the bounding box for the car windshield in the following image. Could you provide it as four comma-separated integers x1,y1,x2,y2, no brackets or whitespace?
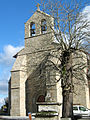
79,106,87,111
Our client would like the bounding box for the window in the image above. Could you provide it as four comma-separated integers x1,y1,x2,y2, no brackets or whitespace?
41,19,47,34
79,106,87,111
30,22,35,36
73,106,78,111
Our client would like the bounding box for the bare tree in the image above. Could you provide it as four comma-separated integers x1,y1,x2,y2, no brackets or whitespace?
34,0,90,118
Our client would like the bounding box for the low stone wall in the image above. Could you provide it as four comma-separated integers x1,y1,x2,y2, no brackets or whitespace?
77,119,90,120
0,116,29,120
32,112,59,120
35,116,58,120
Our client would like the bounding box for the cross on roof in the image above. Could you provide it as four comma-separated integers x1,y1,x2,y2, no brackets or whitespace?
36,3,40,11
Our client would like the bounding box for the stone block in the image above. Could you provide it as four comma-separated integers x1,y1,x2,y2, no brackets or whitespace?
61,118,71,120
35,116,58,120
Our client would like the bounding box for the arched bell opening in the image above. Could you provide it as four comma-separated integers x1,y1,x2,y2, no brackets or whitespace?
41,19,47,34
30,22,36,36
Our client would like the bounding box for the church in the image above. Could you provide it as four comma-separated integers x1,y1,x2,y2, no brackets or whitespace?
9,4,90,117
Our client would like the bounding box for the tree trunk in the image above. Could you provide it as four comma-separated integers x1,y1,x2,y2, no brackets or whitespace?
61,51,73,118
62,91,73,118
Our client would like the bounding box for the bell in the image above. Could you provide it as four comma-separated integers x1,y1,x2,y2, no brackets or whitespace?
31,29,35,34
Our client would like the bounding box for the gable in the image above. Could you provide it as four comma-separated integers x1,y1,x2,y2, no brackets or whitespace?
25,10,53,24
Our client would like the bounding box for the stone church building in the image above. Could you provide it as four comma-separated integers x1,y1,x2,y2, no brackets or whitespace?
9,5,90,117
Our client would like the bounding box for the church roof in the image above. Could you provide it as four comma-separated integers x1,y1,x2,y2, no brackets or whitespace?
13,48,25,58
24,4,53,24
36,9,53,18
35,3,53,17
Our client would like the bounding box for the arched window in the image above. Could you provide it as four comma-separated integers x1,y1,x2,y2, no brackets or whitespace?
30,22,35,36
41,19,47,34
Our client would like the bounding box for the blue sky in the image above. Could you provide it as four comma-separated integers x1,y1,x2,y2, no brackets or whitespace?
0,0,90,108
0,0,41,108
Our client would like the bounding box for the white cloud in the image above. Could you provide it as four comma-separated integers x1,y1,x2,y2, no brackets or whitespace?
0,45,24,66
0,45,24,108
0,80,8,95
82,6,90,29
83,6,90,19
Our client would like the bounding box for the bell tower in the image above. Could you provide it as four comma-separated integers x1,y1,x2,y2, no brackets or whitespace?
24,4,54,53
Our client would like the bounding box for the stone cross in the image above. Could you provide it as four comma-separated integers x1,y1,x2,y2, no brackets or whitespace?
36,3,40,11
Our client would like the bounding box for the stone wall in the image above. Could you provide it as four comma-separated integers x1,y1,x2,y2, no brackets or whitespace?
35,116,58,120
0,116,29,120
72,51,90,108
25,64,46,114
10,55,27,116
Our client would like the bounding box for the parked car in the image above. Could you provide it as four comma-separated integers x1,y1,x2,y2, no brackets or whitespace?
73,105,90,117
